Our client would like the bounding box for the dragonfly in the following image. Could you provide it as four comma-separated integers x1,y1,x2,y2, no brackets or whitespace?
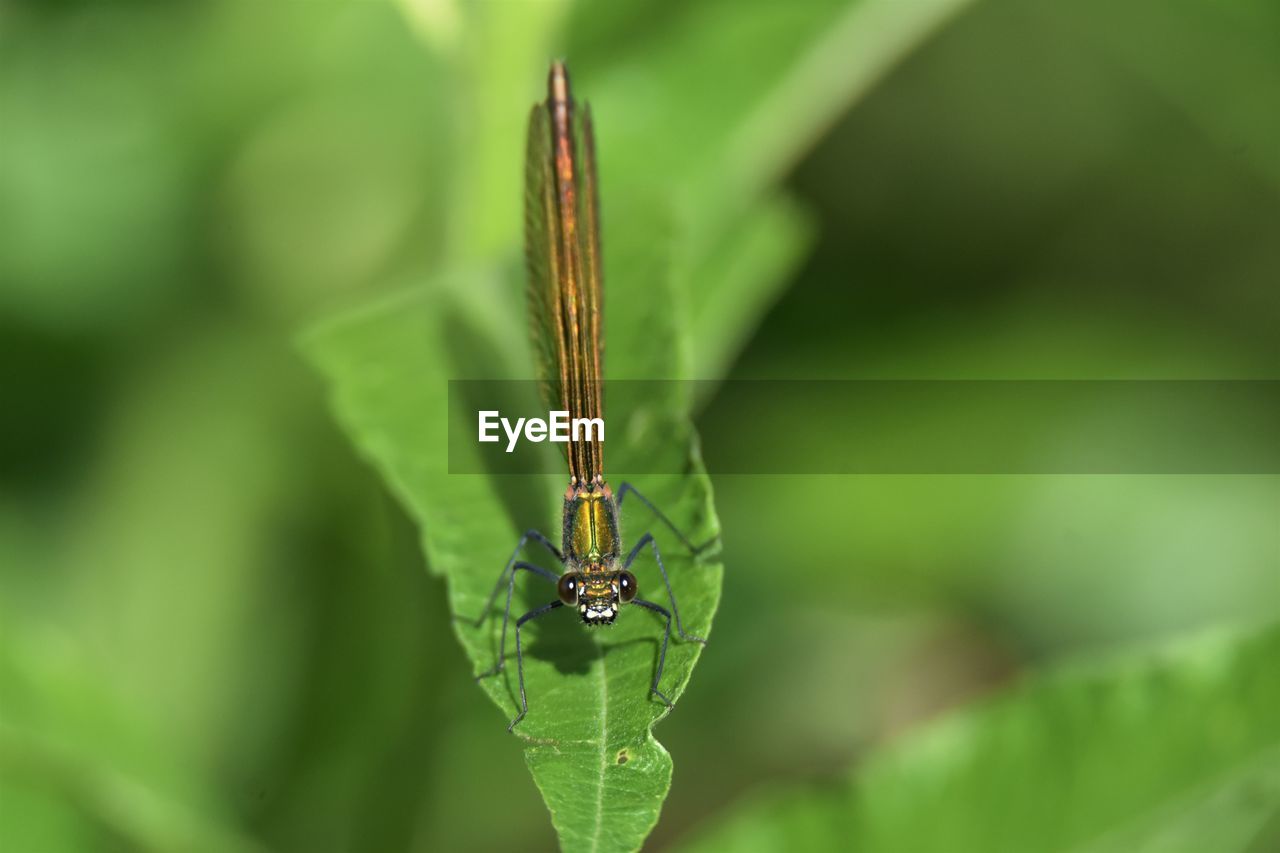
460,61,712,731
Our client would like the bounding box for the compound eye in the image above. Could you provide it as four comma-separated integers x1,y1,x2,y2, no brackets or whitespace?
618,571,638,603
557,574,580,606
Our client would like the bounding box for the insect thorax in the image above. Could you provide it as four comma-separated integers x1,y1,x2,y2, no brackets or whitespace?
562,479,619,568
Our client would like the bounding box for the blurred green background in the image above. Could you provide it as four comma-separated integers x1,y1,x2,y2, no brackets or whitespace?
2,0,1277,851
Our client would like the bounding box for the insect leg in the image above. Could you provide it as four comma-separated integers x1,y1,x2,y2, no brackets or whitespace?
474,562,559,680
455,529,562,628
616,482,718,556
508,599,564,730
630,598,675,708
625,533,706,645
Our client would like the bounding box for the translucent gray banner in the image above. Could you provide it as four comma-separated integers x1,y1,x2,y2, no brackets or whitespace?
447,380,1280,474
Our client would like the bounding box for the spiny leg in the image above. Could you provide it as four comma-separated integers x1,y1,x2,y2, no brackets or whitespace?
508,599,563,730
617,482,719,556
630,598,675,707
455,529,562,630
625,533,706,645
472,562,558,680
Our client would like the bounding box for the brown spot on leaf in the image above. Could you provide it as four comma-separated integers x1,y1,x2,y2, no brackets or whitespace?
616,748,630,765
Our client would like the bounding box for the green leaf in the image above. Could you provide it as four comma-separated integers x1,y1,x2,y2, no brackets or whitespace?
301,203,722,852
441,0,571,265
1050,0,1280,193
679,624,1280,853
0,602,265,853
683,193,814,384
299,3,985,846
575,0,978,378
578,0,976,219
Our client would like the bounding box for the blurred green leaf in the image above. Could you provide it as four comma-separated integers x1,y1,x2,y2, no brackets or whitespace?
578,0,975,221
0,6,193,331
1055,0,1280,192
574,0,977,378
0,603,264,853
680,623,1280,853
443,0,570,264
302,201,722,851
683,194,813,385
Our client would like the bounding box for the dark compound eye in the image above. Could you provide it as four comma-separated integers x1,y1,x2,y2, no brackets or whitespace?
557,574,580,605
618,570,637,603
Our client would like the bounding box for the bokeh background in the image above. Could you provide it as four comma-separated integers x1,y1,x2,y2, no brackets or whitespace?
2,0,1277,851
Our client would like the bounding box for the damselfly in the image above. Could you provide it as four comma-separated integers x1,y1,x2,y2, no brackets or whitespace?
461,61,711,731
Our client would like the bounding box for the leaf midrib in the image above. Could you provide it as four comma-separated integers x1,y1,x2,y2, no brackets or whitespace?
591,644,609,853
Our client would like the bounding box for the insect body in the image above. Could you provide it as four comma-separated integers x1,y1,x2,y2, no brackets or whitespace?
460,61,710,730
561,481,630,624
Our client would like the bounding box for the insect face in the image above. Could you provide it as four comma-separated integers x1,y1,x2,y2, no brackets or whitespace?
573,568,637,625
